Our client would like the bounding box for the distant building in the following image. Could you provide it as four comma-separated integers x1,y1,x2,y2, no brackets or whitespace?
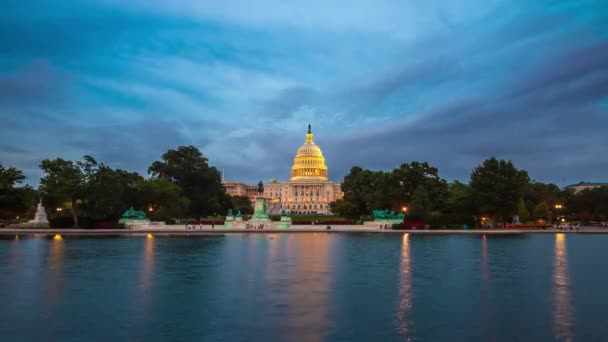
222,125,343,215
565,182,608,194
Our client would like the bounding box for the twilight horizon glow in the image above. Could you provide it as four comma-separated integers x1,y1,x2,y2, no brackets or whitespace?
1,0,607,186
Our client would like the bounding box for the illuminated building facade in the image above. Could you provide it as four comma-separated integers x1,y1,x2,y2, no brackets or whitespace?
223,125,343,215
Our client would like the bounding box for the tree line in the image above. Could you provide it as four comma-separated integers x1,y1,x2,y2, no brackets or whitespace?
2,152,607,227
1,146,247,227
330,158,608,226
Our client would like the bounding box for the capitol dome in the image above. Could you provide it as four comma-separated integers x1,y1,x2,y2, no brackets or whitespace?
291,125,328,181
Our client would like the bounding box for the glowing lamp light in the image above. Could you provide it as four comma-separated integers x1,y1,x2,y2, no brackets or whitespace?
53,234,63,241
147,233,154,239
148,207,154,212
402,207,408,212
15,235,19,240
561,218,565,222
16,216,20,220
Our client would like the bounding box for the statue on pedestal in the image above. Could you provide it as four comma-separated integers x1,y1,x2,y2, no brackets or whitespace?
24,200,50,228
279,208,292,228
257,181,264,196
118,206,151,228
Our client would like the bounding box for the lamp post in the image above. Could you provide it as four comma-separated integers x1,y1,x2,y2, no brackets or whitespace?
554,204,564,223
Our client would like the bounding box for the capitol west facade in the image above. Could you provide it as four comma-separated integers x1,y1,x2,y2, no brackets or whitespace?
222,126,343,215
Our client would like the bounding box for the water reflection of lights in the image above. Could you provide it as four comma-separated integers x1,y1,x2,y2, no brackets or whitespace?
141,235,155,295
396,233,413,338
481,235,489,285
131,234,156,339
479,233,496,334
271,234,331,342
554,233,574,341
47,238,65,308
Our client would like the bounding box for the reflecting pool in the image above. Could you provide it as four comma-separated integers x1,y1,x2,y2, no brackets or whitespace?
0,233,606,341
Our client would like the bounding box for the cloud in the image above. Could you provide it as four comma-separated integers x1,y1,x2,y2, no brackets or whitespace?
0,0,606,187
321,39,608,184
0,60,69,106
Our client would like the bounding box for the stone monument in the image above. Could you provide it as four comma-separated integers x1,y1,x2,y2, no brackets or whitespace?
364,209,405,227
24,200,50,228
234,210,244,228
249,180,271,225
224,209,235,228
278,209,292,228
119,206,151,228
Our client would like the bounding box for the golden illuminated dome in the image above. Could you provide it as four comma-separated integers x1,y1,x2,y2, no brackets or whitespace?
291,125,328,181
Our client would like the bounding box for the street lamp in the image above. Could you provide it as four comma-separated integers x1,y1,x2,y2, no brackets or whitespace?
555,204,563,209
56,208,63,212
402,206,408,212
148,207,154,212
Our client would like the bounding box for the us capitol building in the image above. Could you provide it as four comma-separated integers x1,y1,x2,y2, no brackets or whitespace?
222,125,343,215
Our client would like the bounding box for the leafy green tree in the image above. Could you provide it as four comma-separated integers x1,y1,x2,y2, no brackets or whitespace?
389,161,449,212
333,166,383,219
534,201,552,222
85,165,144,221
566,186,608,222
148,146,230,217
0,163,25,191
0,163,38,220
446,181,475,225
39,158,85,227
230,195,253,215
135,179,190,220
409,185,432,221
517,197,530,223
469,158,530,224
524,181,562,215
329,198,361,220
332,162,449,220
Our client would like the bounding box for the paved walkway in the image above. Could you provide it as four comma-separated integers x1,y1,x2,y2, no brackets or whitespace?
2,225,607,236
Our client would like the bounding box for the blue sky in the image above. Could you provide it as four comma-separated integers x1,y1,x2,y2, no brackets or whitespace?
1,0,607,186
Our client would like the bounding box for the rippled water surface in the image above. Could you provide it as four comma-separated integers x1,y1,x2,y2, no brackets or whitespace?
0,233,606,341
